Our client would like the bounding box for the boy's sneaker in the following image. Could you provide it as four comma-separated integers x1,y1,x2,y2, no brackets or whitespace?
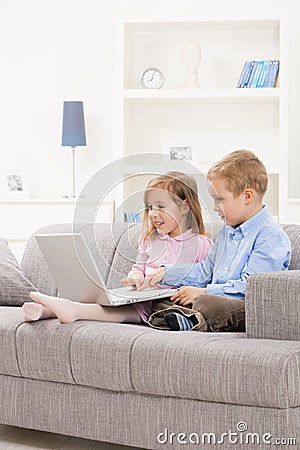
164,312,195,331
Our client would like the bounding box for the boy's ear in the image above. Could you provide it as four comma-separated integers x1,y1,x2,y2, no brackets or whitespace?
244,189,254,203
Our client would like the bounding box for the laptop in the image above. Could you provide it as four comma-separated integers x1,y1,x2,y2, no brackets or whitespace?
35,233,173,306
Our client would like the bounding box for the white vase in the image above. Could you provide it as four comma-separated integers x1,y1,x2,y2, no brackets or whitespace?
183,41,201,88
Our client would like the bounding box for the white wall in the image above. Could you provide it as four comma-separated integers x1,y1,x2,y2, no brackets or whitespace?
0,0,299,220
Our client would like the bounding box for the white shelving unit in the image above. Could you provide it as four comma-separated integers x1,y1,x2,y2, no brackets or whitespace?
0,199,115,263
116,16,288,222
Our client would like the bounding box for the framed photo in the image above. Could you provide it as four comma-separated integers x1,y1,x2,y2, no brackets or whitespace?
1,170,29,198
167,145,192,161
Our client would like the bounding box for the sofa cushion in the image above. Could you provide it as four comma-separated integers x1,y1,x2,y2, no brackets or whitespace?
0,307,24,375
69,322,154,391
1,308,153,392
0,238,37,306
80,223,132,287
282,224,300,270
16,319,87,384
130,330,300,409
106,224,141,288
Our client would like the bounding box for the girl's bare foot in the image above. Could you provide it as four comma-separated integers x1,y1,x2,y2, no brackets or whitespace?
22,302,56,322
30,292,79,323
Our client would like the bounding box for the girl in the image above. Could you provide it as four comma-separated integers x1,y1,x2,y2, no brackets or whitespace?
23,171,212,326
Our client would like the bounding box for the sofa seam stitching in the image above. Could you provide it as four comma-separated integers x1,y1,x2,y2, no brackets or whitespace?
282,349,300,408
68,324,88,385
128,330,156,392
15,322,26,377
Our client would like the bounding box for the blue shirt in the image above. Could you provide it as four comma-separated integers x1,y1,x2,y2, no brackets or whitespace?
162,206,291,299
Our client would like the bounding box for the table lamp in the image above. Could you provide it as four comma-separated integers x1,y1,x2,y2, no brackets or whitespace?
61,101,86,198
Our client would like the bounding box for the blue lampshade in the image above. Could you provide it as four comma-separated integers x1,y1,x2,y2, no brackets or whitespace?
62,101,86,147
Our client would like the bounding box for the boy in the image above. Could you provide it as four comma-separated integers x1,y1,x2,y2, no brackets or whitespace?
138,150,291,332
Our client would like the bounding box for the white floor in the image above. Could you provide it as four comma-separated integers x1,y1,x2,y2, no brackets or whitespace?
0,425,138,449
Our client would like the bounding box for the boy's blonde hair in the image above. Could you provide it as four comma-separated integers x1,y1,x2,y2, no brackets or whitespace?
142,171,205,239
207,150,268,197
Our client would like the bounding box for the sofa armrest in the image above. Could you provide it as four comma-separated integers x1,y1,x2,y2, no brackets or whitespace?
246,270,300,341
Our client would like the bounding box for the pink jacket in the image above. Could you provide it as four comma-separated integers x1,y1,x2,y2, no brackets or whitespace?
128,229,213,279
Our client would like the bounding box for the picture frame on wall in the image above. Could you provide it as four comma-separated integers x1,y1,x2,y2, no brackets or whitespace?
167,145,193,161
1,170,29,198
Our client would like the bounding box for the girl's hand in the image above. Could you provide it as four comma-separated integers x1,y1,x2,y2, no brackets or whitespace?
137,267,167,290
170,286,206,306
122,274,144,289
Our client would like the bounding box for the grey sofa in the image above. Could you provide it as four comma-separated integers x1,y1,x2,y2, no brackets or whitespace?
0,222,299,449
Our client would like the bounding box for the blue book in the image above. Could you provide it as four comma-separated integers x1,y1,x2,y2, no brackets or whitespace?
270,60,279,87
246,61,257,88
256,60,271,88
262,60,273,87
242,60,255,88
264,60,279,87
237,61,252,88
237,61,249,88
249,60,264,87
264,59,275,87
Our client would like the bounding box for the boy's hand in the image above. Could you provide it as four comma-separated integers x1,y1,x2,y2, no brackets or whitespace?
122,274,144,289
136,267,167,290
171,287,207,306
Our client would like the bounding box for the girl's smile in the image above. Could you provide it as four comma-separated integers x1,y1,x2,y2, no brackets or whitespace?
145,189,189,237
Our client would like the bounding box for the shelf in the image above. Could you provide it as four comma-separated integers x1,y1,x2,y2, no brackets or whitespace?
0,198,113,205
124,18,280,32
123,88,280,103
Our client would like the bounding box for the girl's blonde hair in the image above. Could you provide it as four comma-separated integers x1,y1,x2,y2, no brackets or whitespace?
142,171,205,239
